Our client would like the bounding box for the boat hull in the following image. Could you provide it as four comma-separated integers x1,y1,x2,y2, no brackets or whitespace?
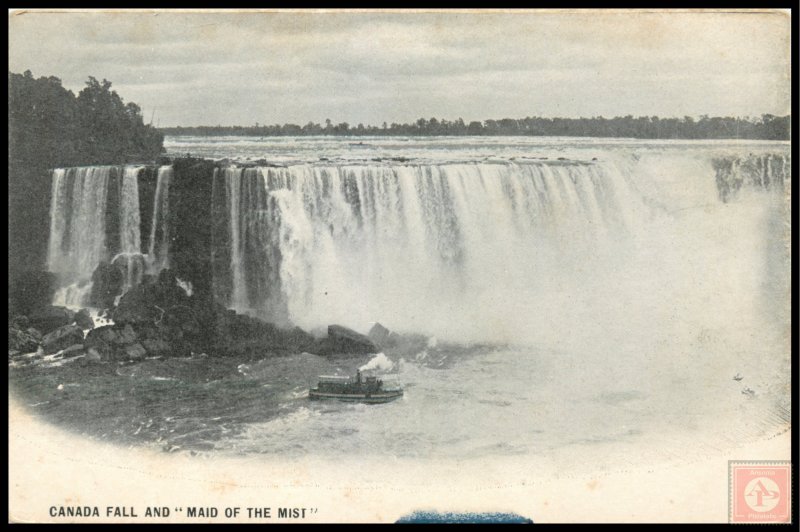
309,389,403,404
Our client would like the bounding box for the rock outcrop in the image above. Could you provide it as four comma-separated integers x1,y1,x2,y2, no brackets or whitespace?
311,325,379,356
8,323,41,354
367,322,392,346
123,342,147,361
10,261,337,363
367,322,412,350
89,261,124,309
112,269,190,325
84,323,144,361
41,324,84,355
366,322,430,357
74,308,94,330
212,309,315,357
28,306,75,335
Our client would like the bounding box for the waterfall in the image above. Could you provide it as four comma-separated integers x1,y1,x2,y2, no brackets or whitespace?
225,166,246,311
112,166,146,292
46,168,69,273
222,167,284,322
217,161,640,332
713,153,790,202
45,151,787,339
147,165,173,273
119,166,143,255
46,165,147,307
47,166,112,277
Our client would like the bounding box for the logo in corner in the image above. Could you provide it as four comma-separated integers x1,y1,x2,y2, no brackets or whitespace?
729,461,791,524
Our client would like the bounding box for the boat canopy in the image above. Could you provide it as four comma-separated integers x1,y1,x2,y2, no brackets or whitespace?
318,375,351,382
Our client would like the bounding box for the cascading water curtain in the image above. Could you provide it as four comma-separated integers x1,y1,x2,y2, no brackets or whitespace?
147,165,174,273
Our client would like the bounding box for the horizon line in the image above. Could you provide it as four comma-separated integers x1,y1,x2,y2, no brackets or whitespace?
157,113,792,130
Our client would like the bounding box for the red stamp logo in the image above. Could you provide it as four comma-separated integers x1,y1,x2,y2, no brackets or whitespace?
729,461,792,524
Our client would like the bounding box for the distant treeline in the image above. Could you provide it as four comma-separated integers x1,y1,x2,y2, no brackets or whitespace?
162,114,790,140
9,70,165,277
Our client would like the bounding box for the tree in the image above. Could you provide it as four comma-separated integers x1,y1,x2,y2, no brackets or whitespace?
467,121,483,134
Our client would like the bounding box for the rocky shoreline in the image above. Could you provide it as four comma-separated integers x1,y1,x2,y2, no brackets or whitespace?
8,267,402,368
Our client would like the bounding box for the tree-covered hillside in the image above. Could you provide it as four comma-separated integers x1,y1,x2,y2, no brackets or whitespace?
9,70,164,167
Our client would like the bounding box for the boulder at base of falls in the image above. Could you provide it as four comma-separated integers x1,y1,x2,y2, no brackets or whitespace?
136,322,191,358
111,289,163,325
212,309,315,357
85,321,191,361
84,324,139,361
367,322,408,349
161,304,201,337
311,325,379,356
89,261,124,309
366,322,430,357
41,324,84,355
74,308,94,330
8,323,41,354
123,342,147,361
141,337,171,357
112,269,191,325
85,323,134,345
28,306,75,335
368,322,392,346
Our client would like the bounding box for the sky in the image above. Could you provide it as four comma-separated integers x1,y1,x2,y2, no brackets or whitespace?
8,9,792,127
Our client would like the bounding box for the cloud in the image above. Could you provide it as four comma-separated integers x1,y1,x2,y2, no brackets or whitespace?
8,10,791,126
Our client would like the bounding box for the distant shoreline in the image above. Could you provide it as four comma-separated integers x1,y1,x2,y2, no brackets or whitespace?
159,114,791,141
160,134,790,142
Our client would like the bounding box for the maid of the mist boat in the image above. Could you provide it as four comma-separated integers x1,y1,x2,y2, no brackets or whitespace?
309,370,403,404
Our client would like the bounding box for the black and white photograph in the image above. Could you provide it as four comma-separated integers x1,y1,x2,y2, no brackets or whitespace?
8,9,792,523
